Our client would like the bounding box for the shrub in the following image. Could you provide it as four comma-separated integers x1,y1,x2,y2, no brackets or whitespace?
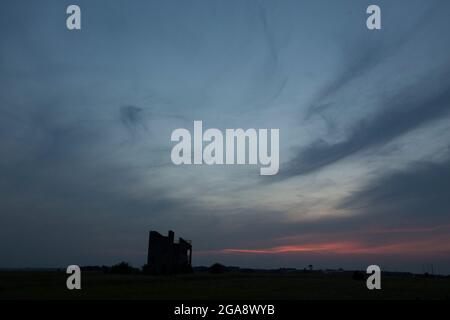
209,263,227,274
110,261,138,274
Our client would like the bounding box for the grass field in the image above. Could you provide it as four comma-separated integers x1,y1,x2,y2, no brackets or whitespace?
1,271,450,300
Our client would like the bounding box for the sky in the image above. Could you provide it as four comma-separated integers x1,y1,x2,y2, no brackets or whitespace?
1,0,450,274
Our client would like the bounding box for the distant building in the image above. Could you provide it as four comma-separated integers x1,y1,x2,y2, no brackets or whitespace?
146,230,192,274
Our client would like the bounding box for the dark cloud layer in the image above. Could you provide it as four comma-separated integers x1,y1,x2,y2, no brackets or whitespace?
338,157,450,225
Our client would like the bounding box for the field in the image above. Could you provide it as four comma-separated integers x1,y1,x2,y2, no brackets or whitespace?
1,271,450,300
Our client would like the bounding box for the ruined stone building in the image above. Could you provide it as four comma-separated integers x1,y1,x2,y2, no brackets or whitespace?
146,230,192,274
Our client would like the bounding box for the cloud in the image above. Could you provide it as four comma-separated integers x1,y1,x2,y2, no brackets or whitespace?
204,157,450,259
304,0,445,119
278,70,450,179
207,157,450,262
338,157,450,225
119,105,147,135
2,0,450,272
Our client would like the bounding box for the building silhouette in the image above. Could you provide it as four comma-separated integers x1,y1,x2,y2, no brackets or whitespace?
146,230,192,274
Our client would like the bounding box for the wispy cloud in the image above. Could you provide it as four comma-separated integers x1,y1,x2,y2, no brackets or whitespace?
279,70,450,179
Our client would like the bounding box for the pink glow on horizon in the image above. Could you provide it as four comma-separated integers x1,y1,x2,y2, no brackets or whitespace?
221,242,356,254
215,237,450,256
